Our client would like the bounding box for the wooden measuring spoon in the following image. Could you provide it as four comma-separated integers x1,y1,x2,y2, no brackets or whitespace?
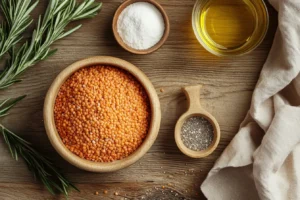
175,85,220,158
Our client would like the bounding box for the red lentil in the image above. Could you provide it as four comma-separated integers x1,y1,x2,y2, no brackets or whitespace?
54,66,151,162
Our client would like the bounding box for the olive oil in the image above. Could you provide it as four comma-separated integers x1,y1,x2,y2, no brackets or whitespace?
192,0,269,56
202,0,255,49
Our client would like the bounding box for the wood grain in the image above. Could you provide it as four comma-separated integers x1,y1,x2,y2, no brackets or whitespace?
0,0,278,199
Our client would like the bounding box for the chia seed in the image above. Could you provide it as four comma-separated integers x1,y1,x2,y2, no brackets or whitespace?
181,116,214,151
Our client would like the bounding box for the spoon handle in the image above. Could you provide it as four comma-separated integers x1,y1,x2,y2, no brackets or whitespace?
183,85,204,112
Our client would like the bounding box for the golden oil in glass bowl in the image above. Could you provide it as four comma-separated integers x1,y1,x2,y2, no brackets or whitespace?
192,0,269,56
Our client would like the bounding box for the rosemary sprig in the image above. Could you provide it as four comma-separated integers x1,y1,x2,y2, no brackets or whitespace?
0,95,26,118
0,0,38,59
0,0,102,89
0,0,102,196
0,96,79,195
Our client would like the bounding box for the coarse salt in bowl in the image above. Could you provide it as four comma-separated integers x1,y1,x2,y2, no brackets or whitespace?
113,0,170,54
117,2,165,50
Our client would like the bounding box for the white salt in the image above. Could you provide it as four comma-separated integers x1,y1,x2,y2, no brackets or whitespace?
117,2,165,50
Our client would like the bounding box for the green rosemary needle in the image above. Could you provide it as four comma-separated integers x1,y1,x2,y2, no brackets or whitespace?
0,0,102,196
0,0,38,59
0,96,79,196
0,0,102,89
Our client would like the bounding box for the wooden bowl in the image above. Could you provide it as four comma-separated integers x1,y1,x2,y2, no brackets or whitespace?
112,0,170,54
44,56,161,172
175,85,220,158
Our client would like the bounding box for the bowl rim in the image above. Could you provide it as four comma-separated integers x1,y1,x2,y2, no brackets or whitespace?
112,0,170,55
43,56,161,172
191,0,269,57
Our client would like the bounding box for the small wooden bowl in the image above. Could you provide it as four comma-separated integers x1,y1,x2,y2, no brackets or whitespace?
112,0,170,54
175,85,220,158
44,56,161,172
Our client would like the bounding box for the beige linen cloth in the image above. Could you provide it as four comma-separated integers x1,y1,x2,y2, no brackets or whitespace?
201,0,300,199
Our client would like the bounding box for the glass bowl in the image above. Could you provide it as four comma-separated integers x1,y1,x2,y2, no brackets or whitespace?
192,0,269,56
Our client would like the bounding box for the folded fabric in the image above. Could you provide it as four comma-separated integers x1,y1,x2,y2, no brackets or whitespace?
201,0,300,199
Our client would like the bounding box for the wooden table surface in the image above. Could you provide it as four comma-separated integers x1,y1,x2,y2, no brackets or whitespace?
0,1,278,199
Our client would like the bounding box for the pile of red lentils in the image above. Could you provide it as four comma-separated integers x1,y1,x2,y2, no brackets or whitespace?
54,66,151,162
